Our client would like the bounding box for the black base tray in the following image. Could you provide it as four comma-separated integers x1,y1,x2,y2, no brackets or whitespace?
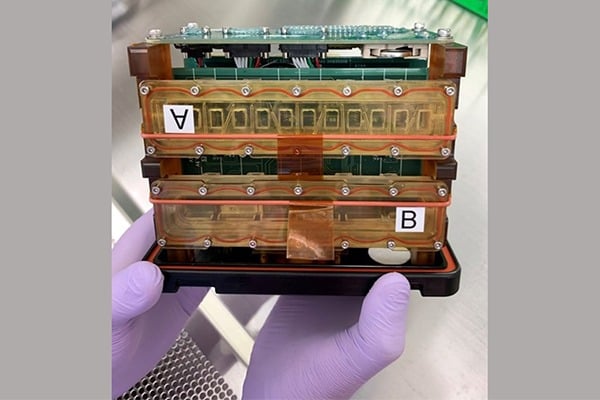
144,243,460,297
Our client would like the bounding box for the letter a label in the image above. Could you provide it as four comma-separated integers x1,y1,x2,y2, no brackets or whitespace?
163,105,194,133
395,207,425,232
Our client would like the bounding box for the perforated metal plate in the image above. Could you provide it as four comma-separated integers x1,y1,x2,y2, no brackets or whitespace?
117,330,238,400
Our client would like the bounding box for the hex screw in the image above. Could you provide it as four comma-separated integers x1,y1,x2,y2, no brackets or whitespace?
203,238,212,248
342,86,352,96
390,146,401,157
440,147,451,157
445,86,456,96
293,185,303,196
190,86,200,96
244,145,254,156
437,187,448,197
198,186,208,196
157,238,167,247
393,86,403,96
146,146,156,155
341,145,351,156
248,239,258,249
139,85,150,95
341,185,351,196
147,29,163,39
389,187,399,197
413,22,425,32
241,85,252,96
434,241,443,250
437,28,452,38
246,186,256,196
387,240,396,249
151,185,161,195
340,240,350,249
194,145,205,156
292,86,302,97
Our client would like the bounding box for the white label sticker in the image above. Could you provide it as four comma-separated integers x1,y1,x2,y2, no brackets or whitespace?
395,207,425,232
163,105,194,133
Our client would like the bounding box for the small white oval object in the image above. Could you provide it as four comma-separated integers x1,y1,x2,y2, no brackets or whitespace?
368,247,411,265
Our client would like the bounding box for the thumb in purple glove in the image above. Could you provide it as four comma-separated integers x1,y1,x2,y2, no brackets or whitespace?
112,210,209,399
242,272,410,399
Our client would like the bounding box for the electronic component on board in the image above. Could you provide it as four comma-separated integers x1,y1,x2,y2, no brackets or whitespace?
128,22,467,296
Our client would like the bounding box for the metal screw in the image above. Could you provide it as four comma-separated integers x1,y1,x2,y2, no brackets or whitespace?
292,86,302,97
434,241,443,250
146,145,156,155
202,26,211,35
293,185,303,195
151,185,161,195
390,146,401,157
190,86,200,96
139,85,150,96
341,145,351,156
244,145,254,156
147,29,163,39
280,26,288,35
341,185,351,196
413,22,426,32
437,187,448,197
246,186,256,196
440,147,451,157
393,86,403,96
157,238,167,247
389,187,399,197
248,239,258,249
194,145,205,156
437,28,452,38
340,240,350,249
203,238,212,248
342,86,352,96
241,85,252,96
387,240,396,249
198,186,208,196
445,86,456,96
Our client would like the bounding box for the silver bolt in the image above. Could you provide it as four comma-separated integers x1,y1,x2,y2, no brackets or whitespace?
241,85,252,96
393,86,403,96
413,22,426,32
198,186,208,196
437,28,452,38
440,147,451,157
147,29,163,39
248,239,258,249
202,26,211,35
445,86,456,96
157,238,167,247
387,240,396,249
434,241,443,250
246,186,256,196
139,85,150,95
293,185,303,196
194,145,205,156
151,185,161,195
280,26,288,35
244,145,254,156
390,146,401,157
292,86,302,97
437,187,448,197
389,187,399,197
190,86,200,96
146,145,156,155
262,26,270,35
222,27,231,35
203,238,212,248
341,185,351,196
340,240,350,249
341,145,351,156
342,86,352,96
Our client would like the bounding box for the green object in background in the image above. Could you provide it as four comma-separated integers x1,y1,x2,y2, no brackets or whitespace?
450,0,488,20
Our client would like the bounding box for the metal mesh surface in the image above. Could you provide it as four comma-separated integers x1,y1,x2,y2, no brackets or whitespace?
117,330,238,400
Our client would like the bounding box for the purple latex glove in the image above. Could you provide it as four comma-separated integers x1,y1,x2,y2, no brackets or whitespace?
243,272,410,399
112,210,209,399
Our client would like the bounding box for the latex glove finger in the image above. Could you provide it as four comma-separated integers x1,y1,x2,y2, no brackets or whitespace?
243,272,410,400
112,209,155,275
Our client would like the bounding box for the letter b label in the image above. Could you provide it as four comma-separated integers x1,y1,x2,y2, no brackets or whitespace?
395,207,425,232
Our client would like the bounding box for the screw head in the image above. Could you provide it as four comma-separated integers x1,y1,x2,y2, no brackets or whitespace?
389,187,399,197
246,186,256,196
341,145,351,156
190,86,200,96
342,86,352,97
434,241,443,250
387,240,396,249
293,185,303,196
437,187,448,197
248,239,258,249
194,145,205,156
440,147,451,157
437,28,452,38
147,29,163,39
341,185,351,196
139,85,150,95
151,185,161,195
146,145,156,155
243,145,254,156
292,86,302,97
413,22,426,32
393,86,403,96
390,146,401,157
198,186,208,196
445,86,456,96
241,85,252,96
203,238,213,248
157,238,167,247
340,240,350,249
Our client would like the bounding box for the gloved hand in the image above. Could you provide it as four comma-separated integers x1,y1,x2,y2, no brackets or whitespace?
112,210,209,399
243,272,410,399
